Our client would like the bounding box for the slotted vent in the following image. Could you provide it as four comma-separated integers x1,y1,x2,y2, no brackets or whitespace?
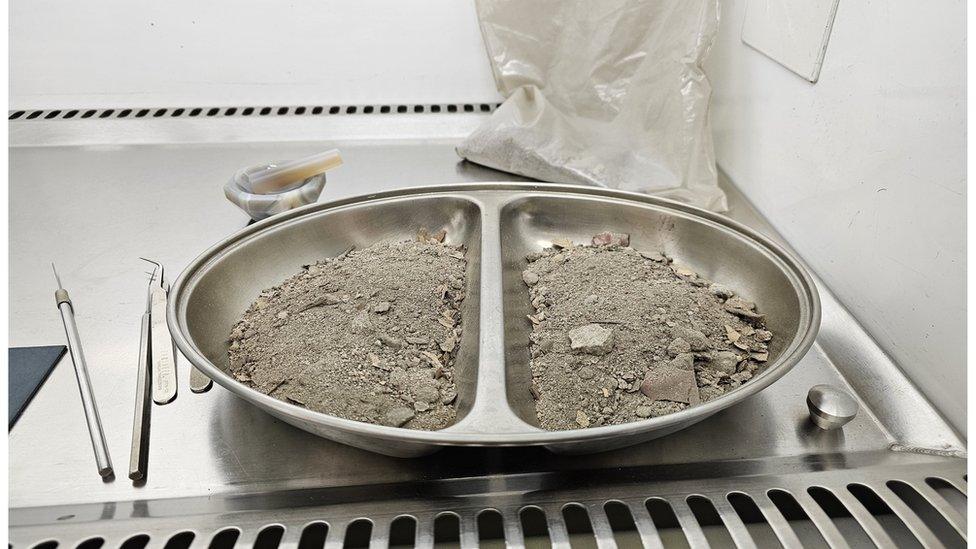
13,472,967,549
7,103,501,121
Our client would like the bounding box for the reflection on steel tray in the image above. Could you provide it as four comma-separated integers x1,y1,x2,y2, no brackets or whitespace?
168,184,820,457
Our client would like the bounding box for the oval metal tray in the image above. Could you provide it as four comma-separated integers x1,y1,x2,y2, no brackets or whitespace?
169,183,820,457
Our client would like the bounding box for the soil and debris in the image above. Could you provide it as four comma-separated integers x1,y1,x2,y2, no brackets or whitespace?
524,232,774,430
227,228,466,430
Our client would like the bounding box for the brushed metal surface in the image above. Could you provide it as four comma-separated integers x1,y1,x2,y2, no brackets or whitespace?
9,123,964,540
168,184,821,456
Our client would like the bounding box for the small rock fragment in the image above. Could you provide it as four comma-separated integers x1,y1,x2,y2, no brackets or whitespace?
439,336,457,353
420,351,444,368
575,410,591,427
522,271,540,286
381,406,415,427
725,325,741,343
750,351,769,362
378,334,402,348
667,337,692,356
675,326,711,351
710,351,739,374
415,385,440,403
568,324,615,355
726,306,766,325
373,301,391,314
709,284,734,300
640,366,701,405
552,238,574,249
591,232,630,247
578,367,596,380
669,353,696,371
276,311,289,320
405,336,429,345
635,406,654,418
726,296,756,311
413,401,430,412
756,329,773,342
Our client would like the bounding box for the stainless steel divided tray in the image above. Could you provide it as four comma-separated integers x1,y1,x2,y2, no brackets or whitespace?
169,183,820,457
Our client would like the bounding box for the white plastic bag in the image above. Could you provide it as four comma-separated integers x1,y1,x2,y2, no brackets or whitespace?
458,0,727,211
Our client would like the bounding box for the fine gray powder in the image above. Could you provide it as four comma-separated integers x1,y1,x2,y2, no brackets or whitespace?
523,233,773,430
227,232,466,430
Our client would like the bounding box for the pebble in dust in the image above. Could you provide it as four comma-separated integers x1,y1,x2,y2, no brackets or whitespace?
227,228,467,430
524,232,774,431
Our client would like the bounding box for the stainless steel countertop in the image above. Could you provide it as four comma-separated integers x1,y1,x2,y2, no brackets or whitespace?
8,114,964,518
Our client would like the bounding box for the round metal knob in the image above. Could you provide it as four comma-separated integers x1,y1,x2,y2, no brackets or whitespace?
807,384,858,430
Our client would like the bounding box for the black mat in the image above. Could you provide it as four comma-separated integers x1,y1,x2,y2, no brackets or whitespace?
9,345,66,429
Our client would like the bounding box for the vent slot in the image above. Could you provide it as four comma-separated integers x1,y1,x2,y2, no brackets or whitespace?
297,522,328,549
387,516,415,548
807,486,875,547
253,525,284,549
645,498,691,549
433,512,461,546
926,477,968,514
686,495,737,547
342,519,372,549
767,489,829,549
118,535,150,549
75,539,103,549
8,103,502,121
560,504,597,549
208,528,240,549
887,480,966,547
603,501,637,538
519,506,552,548
846,483,919,548
162,532,194,549
727,492,780,546
477,510,505,543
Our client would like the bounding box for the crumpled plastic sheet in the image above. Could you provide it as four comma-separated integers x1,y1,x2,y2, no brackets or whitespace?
457,0,727,211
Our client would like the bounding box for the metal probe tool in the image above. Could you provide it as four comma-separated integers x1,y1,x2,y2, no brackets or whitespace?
129,265,155,481
52,264,114,479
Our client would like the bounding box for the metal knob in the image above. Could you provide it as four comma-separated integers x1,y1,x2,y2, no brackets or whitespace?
807,384,858,430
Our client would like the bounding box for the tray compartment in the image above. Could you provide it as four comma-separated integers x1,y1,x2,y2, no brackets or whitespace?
178,195,483,429
498,193,814,431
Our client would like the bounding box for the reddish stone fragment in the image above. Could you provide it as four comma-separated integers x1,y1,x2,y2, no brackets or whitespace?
640,366,701,405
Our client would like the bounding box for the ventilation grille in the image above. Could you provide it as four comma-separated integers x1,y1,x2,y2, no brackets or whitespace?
7,103,502,121
11,467,967,548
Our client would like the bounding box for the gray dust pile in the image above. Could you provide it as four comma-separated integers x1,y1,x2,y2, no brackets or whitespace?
228,229,466,430
524,232,773,430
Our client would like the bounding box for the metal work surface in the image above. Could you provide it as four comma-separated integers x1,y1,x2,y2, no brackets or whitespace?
8,113,966,547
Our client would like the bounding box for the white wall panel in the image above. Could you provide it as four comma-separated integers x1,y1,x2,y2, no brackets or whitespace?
9,0,502,109
708,0,966,431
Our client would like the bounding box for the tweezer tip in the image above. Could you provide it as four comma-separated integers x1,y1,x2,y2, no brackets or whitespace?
51,262,63,288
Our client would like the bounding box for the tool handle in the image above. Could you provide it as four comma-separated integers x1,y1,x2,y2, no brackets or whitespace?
150,286,178,404
129,312,151,480
58,301,114,478
189,365,213,393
